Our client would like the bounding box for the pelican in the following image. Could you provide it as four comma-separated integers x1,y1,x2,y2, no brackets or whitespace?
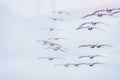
78,55,104,59
38,57,65,60
52,11,70,15
79,44,97,48
80,62,104,67
48,17,64,21
36,40,51,45
78,22,108,27
54,63,73,67
42,27,62,31
82,13,116,19
76,26,105,31
48,37,66,41
91,8,120,14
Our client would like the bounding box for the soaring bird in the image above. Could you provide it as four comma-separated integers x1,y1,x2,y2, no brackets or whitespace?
36,40,51,45
82,13,116,19
76,26,105,31
42,27,62,31
80,62,104,67
91,8,120,14
78,55,104,59
48,17,64,21
79,44,97,48
78,22,108,28
48,37,66,41
54,63,73,67
38,57,65,60
52,11,70,15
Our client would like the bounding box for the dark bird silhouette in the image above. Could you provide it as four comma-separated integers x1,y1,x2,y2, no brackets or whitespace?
79,44,112,48
54,63,73,67
71,63,87,67
80,62,104,67
48,17,64,21
78,22,108,28
42,27,62,31
36,40,51,45
79,44,97,48
82,12,118,19
78,55,104,59
52,11,70,15
46,45,68,53
48,37,66,41
91,8,120,14
76,26,105,31
38,57,65,60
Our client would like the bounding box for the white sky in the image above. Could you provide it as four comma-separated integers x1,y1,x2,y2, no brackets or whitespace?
0,0,120,80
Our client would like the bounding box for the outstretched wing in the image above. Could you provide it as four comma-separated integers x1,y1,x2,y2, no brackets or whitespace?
93,55,104,57
92,9,105,14
76,26,89,30
37,57,49,59
79,45,91,48
81,14,94,19
93,27,105,31
78,56,90,58
101,44,113,47
93,62,104,65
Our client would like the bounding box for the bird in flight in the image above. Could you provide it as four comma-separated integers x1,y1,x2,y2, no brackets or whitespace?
78,22,108,28
54,63,73,67
79,44,97,48
76,26,105,31
82,12,119,19
38,57,65,61
79,62,104,67
48,17,64,21
36,40,51,45
48,37,66,41
79,44,113,48
52,11,70,15
78,55,104,59
90,8,120,14
42,27,62,31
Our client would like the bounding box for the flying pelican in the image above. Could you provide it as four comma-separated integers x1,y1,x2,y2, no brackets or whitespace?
79,44,97,48
52,11,70,15
91,8,120,14
48,37,66,41
80,62,104,67
78,22,108,27
82,13,116,19
36,40,51,45
78,55,104,59
76,26,105,31
46,46,68,53
54,63,73,67
48,17,64,21
42,27,62,31
38,57,65,60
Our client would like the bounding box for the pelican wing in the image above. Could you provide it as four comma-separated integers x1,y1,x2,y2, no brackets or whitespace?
81,14,93,19
94,27,105,31
93,55,104,57
37,57,49,59
78,56,90,58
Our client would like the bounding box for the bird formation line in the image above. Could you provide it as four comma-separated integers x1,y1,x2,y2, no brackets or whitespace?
36,7,119,68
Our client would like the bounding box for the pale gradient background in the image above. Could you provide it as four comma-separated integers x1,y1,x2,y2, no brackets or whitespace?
0,0,120,80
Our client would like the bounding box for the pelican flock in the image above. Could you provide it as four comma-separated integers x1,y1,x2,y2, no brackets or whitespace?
36,7,118,68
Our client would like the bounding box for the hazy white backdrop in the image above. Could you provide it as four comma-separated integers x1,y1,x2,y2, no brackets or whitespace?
0,0,120,80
